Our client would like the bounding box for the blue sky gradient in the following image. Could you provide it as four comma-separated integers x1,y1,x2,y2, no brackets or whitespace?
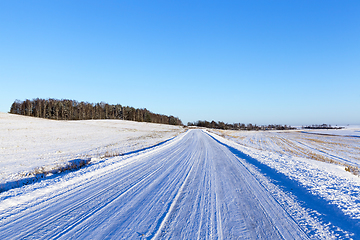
1,1,359,125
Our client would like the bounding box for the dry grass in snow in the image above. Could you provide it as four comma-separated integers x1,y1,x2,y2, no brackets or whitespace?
211,128,360,176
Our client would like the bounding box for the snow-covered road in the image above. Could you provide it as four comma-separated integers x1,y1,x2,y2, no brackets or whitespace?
0,130,344,239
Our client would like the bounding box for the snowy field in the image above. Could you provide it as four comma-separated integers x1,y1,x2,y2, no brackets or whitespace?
209,129,360,221
0,112,184,190
1,114,360,239
210,127,360,169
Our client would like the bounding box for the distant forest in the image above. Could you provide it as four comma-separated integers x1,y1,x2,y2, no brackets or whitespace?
187,120,296,131
302,124,343,130
10,99,335,131
9,98,182,125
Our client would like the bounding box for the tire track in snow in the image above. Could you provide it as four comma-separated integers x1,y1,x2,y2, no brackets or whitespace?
9,154,168,239
0,135,190,239
151,151,198,239
66,135,196,239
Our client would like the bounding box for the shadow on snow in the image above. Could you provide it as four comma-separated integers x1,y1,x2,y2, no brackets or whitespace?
206,132,360,238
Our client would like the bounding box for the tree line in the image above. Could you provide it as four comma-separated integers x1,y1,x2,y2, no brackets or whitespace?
302,124,343,130
187,120,296,131
9,98,182,125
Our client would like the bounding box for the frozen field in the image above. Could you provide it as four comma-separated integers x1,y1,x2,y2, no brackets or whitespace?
0,112,184,190
211,127,360,169
209,129,360,222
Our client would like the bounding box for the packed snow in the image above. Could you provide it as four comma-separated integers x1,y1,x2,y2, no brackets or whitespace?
1,114,360,239
0,130,316,239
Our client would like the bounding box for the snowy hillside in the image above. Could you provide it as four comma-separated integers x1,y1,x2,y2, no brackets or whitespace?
0,112,184,190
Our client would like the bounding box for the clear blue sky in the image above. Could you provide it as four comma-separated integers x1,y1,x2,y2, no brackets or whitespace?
1,1,359,125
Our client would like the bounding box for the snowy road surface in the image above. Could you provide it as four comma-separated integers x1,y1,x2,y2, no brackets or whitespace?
0,130,327,239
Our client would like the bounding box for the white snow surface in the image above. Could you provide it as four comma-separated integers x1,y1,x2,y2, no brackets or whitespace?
210,128,360,168
209,129,360,226
1,114,360,239
0,112,184,188
0,130,315,239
